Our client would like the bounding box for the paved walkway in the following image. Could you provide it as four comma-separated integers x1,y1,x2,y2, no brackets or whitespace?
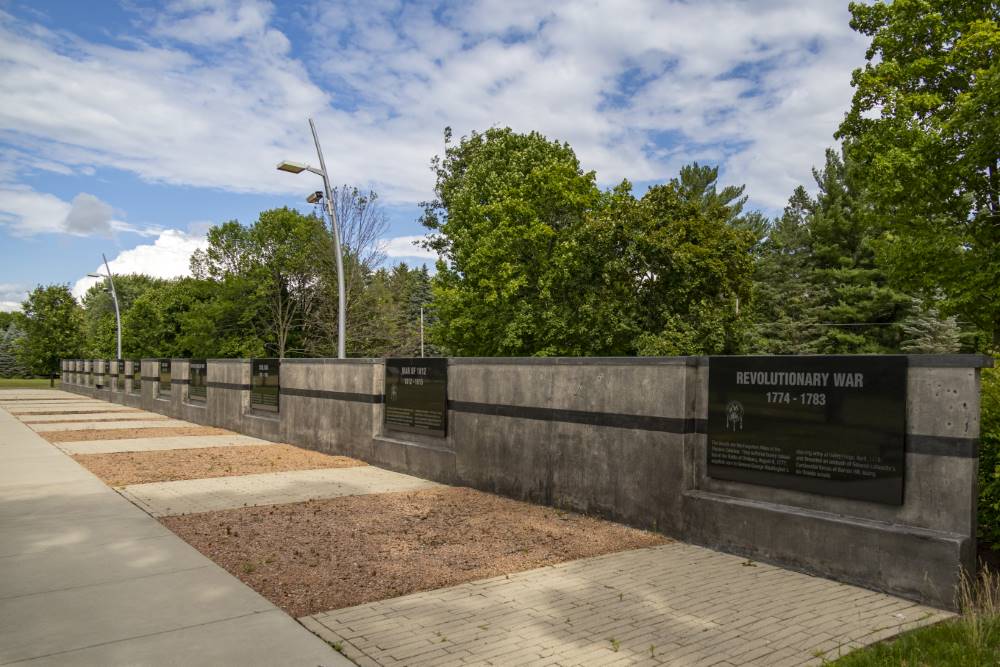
22,388,956,666
19,412,164,423
0,390,351,666
303,542,951,667
58,434,270,455
30,418,185,432
120,466,441,516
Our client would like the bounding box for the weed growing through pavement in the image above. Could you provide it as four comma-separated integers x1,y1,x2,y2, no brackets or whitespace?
242,562,257,574
649,644,656,658
608,638,620,652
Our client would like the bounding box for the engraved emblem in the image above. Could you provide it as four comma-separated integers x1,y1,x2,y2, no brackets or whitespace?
726,400,744,431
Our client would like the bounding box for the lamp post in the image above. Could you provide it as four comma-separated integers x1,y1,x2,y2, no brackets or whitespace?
88,253,122,361
277,118,346,359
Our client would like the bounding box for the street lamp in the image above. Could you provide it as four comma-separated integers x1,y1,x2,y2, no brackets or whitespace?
277,118,347,359
88,253,122,360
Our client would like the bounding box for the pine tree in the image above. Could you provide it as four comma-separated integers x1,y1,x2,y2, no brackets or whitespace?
0,324,29,378
754,149,911,353
901,302,962,354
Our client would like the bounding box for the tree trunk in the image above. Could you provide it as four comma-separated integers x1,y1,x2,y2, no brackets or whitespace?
49,373,54,387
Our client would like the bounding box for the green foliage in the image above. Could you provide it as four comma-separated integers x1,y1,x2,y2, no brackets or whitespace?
979,366,1000,548
837,0,1000,347
828,614,1000,666
901,300,963,353
81,274,166,357
346,263,436,357
0,322,29,378
423,127,755,356
15,285,84,379
191,208,329,358
753,149,912,353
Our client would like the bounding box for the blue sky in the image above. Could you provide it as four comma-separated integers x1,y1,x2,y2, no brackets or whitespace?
0,0,868,311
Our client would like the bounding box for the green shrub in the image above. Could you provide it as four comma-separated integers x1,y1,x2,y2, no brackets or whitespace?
979,366,1000,549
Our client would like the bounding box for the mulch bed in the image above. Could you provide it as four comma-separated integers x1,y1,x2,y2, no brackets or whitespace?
42,426,233,443
27,416,169,425
162,487,668,617
74,444,366,486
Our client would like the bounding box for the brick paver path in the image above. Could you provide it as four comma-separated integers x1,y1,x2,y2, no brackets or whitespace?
302,542,952,667
57,434,271,455
120,466,441,516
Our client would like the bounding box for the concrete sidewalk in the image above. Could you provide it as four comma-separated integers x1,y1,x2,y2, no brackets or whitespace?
0,391,352,666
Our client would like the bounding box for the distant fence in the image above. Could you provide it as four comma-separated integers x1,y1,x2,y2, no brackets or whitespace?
60,354,992,610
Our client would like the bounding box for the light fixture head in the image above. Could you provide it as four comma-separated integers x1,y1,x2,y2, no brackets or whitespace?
276,160,307,174
306,191,323,204
87,273,104,279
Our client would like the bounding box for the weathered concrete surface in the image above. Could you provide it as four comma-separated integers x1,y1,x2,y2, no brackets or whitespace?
303,541,952,667
29,418,184,432
18,411,156,422
57,434,270,455
0,391,349,667
62,354,991,610
7,405,140,415
119,465,440,516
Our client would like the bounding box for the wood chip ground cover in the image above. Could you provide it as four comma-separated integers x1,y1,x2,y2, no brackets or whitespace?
74,444,366,486
42,426,232,443
162,487,668,617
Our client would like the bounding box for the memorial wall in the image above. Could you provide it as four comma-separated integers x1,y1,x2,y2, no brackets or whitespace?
61,353,991,610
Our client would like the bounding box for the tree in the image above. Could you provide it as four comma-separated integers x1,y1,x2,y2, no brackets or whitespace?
121,278,266,359
306,186,390,357
422,127,603,355
0,322,29,378
753,149,912,353
422,127,756,356
192,208,329,358
81,274,165,357
837,0,1000,347
16,285,84,385
900,300,963,353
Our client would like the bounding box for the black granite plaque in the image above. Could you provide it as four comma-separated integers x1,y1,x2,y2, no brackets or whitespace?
189,360,207,401
158,359,171,395
384,358,447,437
707,356,907,505
251,358,280,412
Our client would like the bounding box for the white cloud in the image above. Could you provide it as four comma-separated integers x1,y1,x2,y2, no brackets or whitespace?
72,229,208,299
381,235,437,260
0,1,869,213
0,185,151,237
63,193,114,235
152,0,275,45
0,283,27,312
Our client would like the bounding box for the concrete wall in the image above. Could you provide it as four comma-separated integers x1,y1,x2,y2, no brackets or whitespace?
61,354,991,610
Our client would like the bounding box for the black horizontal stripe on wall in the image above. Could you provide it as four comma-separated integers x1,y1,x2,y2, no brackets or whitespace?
170,378,190,385
449,400,705,434
206,381,252,391
907,434,978,458
141,376,159,382
281,387,383,403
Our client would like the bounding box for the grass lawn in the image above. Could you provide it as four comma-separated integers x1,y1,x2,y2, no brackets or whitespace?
829,616,999,666
830,570,1000,666
0,378,61,389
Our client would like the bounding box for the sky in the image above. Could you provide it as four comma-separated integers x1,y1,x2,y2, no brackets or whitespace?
0,0,870,312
